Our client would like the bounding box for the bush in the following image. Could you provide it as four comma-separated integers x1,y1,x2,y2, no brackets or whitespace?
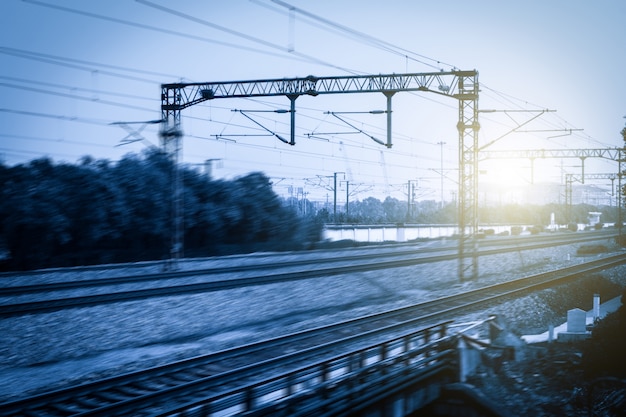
576,244,608,255
582,290,626,378
568,223,578,232
511,226,523,236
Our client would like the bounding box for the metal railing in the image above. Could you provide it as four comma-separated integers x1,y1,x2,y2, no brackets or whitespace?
158,321,457,416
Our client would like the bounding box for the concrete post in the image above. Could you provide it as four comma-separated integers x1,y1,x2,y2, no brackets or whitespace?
593,294,600,322
458,338,480,383
458,338,468,383
548,325,554,343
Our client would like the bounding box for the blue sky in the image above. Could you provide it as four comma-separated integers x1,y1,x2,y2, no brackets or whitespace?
1,0,625,202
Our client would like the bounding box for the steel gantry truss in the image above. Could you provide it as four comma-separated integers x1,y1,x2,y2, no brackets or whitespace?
564,173,617,222
479,148,624,184
161,71,480,279
479,147,625,241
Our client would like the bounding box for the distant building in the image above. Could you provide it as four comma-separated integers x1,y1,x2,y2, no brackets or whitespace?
588,212,602,226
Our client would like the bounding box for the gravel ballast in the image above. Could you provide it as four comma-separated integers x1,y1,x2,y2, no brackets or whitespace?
0,237,624,403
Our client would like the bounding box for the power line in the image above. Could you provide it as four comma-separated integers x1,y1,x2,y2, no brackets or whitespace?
0,45,177,80
135,0,361,75
14,1,611,187
185,129,436,179
0,75,157,102
186,106,438,165
266,0,457,71
0,133,120,149
0,82,155,113
481,83,612,149
21,0,310,70
0,47,162,85
0,108,114,125
0,147,94,161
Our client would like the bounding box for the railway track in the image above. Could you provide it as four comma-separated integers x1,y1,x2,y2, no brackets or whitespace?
0,230,616,317
2,229,606,277
1,252,624,416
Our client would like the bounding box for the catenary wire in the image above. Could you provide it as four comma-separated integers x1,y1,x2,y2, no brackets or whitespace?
20,0,315,72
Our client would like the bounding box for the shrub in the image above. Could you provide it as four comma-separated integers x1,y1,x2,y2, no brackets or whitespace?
576,244,608,255
582,290,626,378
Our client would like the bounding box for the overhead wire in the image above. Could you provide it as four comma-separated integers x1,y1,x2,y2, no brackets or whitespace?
10,0,458,174
191,99,439,165
260,0,456,71
0,147,92,162
0,45,178,80
0,82,155,113
481,83,613,149
0,133,123,149
0,75,157,102
0,108,112,125
10,0,611,194
0,47,164,85
20,0,313,71
184,117,437,183
134,0,362,75
224,95,446,147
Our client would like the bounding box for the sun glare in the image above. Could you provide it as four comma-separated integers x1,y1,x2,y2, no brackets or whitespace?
479,157,563,188
480,159,532,187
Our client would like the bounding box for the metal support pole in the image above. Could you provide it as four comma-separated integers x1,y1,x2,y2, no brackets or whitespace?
334,172,338,223
345,181,349,219
406,180,417,221
383,91,395,148
457,71,480,281
565,174,573,224
619,151,623,244
438,141,446,208
161,86,184,269
288,94,297,145
580,157,586,184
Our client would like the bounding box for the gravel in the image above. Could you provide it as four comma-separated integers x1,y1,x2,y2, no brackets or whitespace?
0,236,624,406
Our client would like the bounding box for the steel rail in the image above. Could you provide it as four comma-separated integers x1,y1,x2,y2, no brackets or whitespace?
0,231,617,317
122,252,626,416
0,231,616,317
0,229,614,281
1,253,624,416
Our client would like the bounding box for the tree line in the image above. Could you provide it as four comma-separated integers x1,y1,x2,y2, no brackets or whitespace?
0,150,323,270
311,196,615,228
1,148,617,271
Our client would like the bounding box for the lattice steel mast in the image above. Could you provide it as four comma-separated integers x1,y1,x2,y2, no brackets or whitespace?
161,71,480,279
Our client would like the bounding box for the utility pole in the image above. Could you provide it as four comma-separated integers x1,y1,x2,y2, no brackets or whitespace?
407,180,417,221
438,141,446,209
160,126,183,270
342,180,350,220
333,172,345,223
